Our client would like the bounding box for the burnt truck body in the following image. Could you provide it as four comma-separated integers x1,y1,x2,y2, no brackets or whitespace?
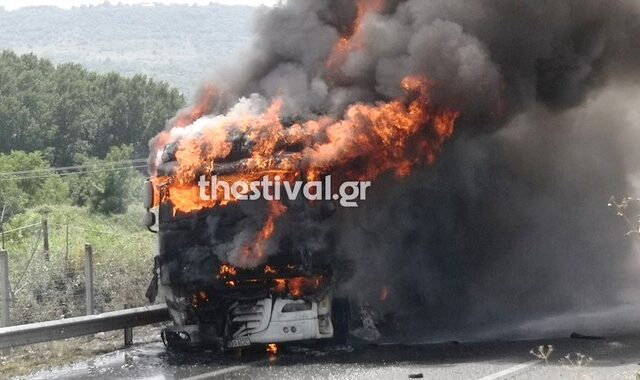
143,141,352,350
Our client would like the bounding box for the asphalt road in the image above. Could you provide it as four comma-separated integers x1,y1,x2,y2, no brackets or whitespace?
23,333,640,379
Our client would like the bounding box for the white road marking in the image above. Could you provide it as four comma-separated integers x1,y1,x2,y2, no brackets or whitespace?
184,360,266,380
476,360,538,380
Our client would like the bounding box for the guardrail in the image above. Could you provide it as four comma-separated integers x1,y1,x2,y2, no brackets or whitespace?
0,243,135,329
0,304,170,350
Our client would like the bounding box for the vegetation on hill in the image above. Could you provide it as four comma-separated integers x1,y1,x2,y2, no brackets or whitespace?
0,50,181,331
0,4,256,98
0,6,245,371
0,50,185,166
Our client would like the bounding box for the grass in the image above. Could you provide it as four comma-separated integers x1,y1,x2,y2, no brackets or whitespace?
529,345,554,364
560,352,594,368
2,203,156,323
530,345,594,368
0,203,162,378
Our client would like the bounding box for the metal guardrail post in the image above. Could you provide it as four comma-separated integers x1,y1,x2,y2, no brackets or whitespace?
0,249,9,327
84,244,94,315
124,303,133,347
42,219,50,261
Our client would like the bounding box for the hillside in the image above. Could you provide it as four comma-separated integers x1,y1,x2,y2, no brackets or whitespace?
0,51,185,165
0,4,257,99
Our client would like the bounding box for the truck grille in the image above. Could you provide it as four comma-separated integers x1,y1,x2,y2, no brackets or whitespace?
230,298,272,338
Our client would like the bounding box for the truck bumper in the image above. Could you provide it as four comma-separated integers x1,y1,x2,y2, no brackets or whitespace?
231,297,334,346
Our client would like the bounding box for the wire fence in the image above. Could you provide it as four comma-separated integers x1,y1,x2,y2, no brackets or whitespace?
0,218,155,326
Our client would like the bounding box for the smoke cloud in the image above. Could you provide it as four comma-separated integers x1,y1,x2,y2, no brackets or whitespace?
339,84,640,340
152,0,640,339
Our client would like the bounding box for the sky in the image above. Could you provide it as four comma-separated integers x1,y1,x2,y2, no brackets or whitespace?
0,0,278,10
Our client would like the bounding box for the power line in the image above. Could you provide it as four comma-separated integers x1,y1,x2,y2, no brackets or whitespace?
0,159,147,177
0,164,148,182
0,158,148,177
1,223,41,234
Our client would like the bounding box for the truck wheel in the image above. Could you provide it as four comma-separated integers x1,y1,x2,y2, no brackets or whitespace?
331,297,351,346
161,328,191,352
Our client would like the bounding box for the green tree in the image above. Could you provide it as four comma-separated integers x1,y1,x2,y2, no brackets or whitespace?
0,151,69,218
0,50,185,166
71,145,144,215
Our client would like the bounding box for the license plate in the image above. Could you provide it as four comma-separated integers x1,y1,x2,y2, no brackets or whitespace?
227,337,251,348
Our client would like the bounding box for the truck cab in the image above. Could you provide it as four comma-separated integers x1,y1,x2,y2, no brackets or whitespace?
143,163,352,350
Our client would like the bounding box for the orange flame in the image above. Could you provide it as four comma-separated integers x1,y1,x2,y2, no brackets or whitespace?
289,277,316,298
218,264,237,278
236,201,287,268
272,278,287,293
266,343,278,355
269,276,325,298
154,76,458,269
157,76,458,214
152,85,220,160
150,1,460,271
325,0,386,81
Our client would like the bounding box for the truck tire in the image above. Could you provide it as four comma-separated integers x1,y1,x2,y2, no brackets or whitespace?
331,297,351,346
161,328,192,352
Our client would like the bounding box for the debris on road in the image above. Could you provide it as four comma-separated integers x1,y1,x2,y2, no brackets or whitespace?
570,332,605,340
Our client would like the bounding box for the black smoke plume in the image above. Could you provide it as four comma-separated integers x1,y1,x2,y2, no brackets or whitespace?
152,0,640,339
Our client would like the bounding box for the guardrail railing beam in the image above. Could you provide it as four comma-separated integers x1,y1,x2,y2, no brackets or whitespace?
0,304,169,350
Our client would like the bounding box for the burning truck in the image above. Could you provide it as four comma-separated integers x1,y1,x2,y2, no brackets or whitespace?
143,0,640,350
142,77,458,350
141,0,462,350
143,139,355,349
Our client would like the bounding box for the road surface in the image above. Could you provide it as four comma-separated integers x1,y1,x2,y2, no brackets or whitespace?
23,333,640,379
